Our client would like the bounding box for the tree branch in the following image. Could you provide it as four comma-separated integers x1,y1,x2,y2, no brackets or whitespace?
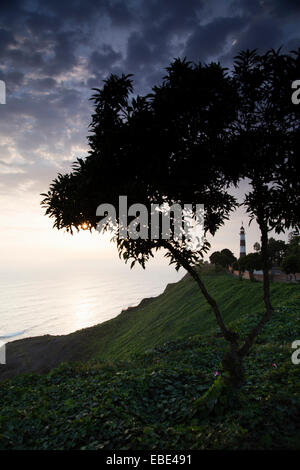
239,220,273,357
163,241,239,345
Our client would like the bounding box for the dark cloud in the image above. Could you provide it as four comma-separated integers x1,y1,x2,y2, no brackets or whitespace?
0,0,25,24
284,37,300,52
125,32,155,69
106,1,136,27
230,0,265,16
0,29,17,49
233,17,283,52
263,0,300,19
28,77,57,92
184,16,247,62
138,0,202,30
4,48,45,69
219,16,284,67
89,45,123,74
0,70,24,92
26,12,63,35
41,31,80,76
231,0,300,19
0,0,299,195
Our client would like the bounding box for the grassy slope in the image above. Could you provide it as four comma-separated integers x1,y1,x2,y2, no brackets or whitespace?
2,269,299,383
79,269,300,361
0,282,299,449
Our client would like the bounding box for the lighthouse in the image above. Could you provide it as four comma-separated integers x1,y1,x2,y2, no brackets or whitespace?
240,223,246,258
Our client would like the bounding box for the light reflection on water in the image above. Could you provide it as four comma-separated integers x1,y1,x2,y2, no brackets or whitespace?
0,264,184,343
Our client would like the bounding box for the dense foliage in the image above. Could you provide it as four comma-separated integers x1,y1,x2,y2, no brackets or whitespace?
210,249,236,269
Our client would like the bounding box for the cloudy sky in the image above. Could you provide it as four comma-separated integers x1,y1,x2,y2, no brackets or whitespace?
0,0,299,277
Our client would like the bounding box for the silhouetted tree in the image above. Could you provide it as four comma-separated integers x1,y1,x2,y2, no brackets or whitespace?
42,50,300,389
232,259,243,280
253,238,287,265
267,238,287,265
281,234,300,280
42,60,243,386
282,255,300,281
287,233,300,257
210,251,226,268
220,248,236,266
210,249,236,269
242,252,263,281
236,256,248,280
232,48,300,358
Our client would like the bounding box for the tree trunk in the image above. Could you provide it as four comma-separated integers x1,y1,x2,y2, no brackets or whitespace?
163,235,275,389
163,241,243,388
189,266,245,388
239,221,273,357
222,344,245,389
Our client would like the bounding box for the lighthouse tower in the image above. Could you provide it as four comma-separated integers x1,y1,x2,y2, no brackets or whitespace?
240,223,246,258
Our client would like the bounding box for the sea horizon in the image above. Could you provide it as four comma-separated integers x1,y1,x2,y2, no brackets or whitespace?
0,262,184,344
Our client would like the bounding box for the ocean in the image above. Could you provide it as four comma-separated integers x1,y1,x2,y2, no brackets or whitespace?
0,263,184,344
